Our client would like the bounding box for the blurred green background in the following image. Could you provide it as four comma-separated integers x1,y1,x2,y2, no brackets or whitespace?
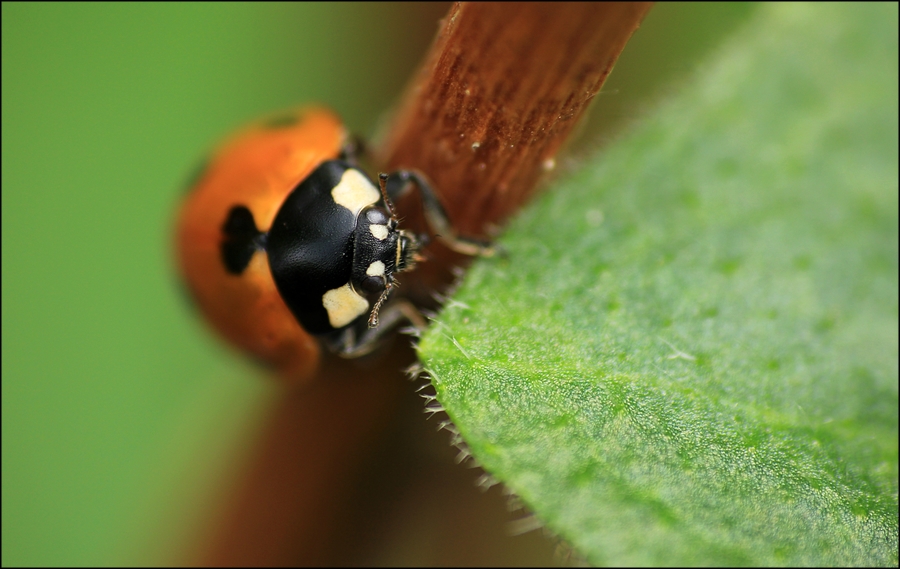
2,3,754,565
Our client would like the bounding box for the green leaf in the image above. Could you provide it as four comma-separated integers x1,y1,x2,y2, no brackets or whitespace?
417,3,898,566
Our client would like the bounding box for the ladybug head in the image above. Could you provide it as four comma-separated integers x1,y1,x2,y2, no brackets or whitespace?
351,205,428,328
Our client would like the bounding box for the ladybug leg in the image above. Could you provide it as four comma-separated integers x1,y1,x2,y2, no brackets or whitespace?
378,171,498,257
325,299,426,358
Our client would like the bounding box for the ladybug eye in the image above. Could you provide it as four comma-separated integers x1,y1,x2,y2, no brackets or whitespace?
366,208,389,224
360,275,386,294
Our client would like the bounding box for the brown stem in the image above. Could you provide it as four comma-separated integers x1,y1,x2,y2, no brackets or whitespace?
379,2,653,233
377,2,653,296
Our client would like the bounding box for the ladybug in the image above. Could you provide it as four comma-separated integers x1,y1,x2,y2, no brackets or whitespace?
176,107,492,383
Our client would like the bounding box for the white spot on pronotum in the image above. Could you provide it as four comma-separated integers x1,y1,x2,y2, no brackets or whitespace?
366,260,385,277
542,157,556,171
322,283,369,328
331,169,379,215
369,224,389,240
471,141,481,150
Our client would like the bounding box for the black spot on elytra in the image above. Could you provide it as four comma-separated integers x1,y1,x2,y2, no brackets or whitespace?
263,113,300,129
221,206,266,274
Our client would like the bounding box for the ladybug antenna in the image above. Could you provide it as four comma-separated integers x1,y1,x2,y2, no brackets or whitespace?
377,173,398,218
368,280,396,328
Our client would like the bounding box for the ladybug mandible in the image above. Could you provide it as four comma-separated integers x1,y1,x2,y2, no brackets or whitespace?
176,107,491,383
